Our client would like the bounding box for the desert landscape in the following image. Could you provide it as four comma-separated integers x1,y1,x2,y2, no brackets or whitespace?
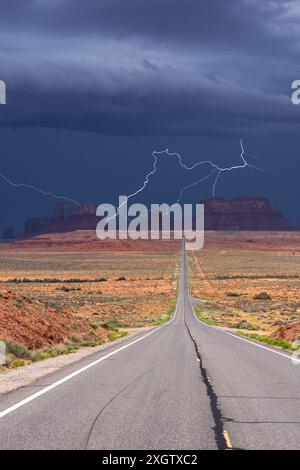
0,238,180,370
1,229,300,372
189,231,300,343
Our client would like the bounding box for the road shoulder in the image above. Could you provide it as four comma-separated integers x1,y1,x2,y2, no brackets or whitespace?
0,327,152,395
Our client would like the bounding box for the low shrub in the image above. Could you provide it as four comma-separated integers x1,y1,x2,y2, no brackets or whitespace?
253,292,271,300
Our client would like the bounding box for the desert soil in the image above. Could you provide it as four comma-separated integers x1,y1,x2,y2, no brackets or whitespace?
189,231,300,338
0,244,180,372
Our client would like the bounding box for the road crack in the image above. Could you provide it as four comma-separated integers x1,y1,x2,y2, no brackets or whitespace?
84,370,151,449
184,319,229,450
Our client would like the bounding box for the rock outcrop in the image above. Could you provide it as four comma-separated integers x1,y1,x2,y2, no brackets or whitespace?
24,204,98,236
25,217,51,236
272,321,300,343
202,197,295,231
24,197,297,237
0,287,108,350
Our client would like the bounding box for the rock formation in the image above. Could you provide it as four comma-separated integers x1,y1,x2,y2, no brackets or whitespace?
24,197,297,237
202,197,295,231
24,204,98,236
25,217,51,236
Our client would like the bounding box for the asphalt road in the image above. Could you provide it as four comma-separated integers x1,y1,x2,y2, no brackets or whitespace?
0,241,300,450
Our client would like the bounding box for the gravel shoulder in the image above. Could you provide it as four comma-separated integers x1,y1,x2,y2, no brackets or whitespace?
0,327,152,395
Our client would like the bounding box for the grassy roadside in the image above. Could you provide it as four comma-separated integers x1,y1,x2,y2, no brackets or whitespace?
193,304,218,326
187,254,300,352
1,321,128,371
151,253,180,327
237,331,300,351
102,320,128,341
1,250,181,372
1,295,178,371
194,304,300,352
151,299,177,326
194,305,300,352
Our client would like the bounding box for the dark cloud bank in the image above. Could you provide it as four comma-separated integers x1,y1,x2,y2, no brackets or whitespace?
0,0,300,235
1,0,300,136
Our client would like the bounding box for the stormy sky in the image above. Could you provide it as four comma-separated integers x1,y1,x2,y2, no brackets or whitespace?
0,0,300,234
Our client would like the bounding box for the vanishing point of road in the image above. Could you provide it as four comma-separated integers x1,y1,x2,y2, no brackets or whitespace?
0,241,300,450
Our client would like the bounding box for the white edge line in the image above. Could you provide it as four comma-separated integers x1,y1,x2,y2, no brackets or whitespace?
0,296,180,420
189,294,300,364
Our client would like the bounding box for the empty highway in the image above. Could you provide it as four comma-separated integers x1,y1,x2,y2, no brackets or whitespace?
0,241,300,450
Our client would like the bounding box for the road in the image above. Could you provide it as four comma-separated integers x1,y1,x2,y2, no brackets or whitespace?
0,241,300,450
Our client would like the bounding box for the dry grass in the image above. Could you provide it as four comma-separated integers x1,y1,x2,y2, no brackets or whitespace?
0,251,180,328
189,232,300,334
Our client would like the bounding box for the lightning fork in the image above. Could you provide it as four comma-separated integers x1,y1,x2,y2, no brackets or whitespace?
0,172,79,204
111,138,263,222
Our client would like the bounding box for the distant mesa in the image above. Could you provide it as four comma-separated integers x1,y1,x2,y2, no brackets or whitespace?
201,197,296,231
24,203,98,237
24,197,297,237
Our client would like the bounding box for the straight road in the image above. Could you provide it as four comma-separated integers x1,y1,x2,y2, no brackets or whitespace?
0,241,300,449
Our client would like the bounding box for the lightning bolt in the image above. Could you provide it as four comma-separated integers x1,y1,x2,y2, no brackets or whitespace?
0,172,79,205
110,138,263,221
159,138,262,201
0,139,262,220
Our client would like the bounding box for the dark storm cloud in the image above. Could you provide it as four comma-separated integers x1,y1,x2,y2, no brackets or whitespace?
0,0,300,135
0,1,296,48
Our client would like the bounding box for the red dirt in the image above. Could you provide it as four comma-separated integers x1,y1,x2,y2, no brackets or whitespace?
0,287,107,349
3,230,300,253
272,321,300,343
3,231,180,252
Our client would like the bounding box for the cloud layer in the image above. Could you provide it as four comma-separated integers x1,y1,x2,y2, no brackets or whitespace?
1,0,300,135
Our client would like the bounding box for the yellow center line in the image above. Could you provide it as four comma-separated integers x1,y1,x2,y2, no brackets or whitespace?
223,430,233,450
